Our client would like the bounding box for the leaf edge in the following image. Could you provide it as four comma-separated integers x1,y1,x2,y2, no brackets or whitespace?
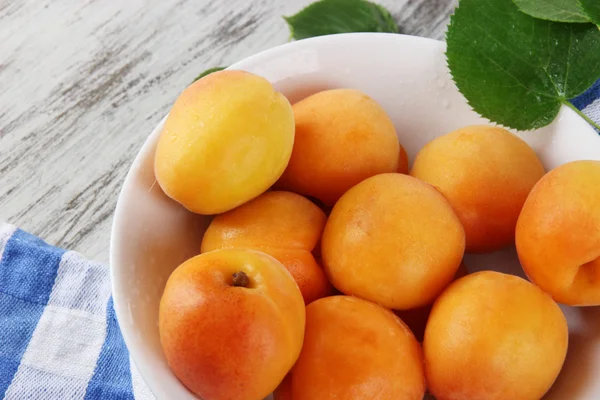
512,0,590,23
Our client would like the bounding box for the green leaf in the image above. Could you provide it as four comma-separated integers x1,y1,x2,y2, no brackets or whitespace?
193,67,226,83
579,0,600,27
284,0,398,41
513,0,590,23
446,0,600,130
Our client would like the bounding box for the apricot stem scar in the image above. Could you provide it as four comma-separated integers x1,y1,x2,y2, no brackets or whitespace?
232,271,250,287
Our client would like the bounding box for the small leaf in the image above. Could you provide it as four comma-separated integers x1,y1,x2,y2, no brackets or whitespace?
579,0,600,27
193,67,226,83
446,0,600,130
284,0,398,41
513,0,590,23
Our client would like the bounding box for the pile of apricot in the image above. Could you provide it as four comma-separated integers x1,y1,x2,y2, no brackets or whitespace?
155,70,600,400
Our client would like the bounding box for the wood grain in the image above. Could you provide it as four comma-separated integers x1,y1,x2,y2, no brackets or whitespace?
0,0,456,263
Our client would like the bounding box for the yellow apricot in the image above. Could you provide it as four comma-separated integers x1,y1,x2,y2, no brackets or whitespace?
154,70,294,214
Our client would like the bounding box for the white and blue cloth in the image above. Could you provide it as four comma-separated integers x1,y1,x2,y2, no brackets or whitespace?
0,223,153,400
0,83,598,400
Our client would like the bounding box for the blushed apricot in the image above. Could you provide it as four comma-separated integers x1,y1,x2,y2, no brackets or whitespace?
411,125,545,253
276,89,400,205
290,296,425,400
322,173,465,310
201,191,331,304
516,160,600,306
155,70,294,215
424,271,568,400
159,249,305,400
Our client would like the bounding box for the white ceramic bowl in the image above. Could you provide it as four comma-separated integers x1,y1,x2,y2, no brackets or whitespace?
110,32,600,400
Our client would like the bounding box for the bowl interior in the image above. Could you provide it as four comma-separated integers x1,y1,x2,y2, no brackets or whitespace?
110,32,600,400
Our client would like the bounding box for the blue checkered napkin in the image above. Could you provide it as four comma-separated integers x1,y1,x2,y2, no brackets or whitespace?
0,81,598,400
0,223,154,400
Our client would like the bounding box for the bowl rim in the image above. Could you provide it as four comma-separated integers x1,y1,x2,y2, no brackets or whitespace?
109,32,446,382
108,31,600,398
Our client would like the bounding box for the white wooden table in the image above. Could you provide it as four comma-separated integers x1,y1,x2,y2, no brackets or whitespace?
0,0,456,263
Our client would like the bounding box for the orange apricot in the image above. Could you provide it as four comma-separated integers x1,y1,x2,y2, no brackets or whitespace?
424,271,568,400
322,173,465,310
159,249,305,400
266,248,331,305
290,296,425,400
276,88,400,205
155,70,294,215
201,191,331,304
516,160,600,306
411,125,545,253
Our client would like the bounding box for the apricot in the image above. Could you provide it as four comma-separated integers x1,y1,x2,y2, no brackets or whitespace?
516,160,600,306
290,295,425,400
154,70,294,215
424,271,568,400
411,125,545,253
395,262,468,341
158,249,305,400
321,173,465,310
276,88,400,205
201,191,331,304
265,249,331,305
